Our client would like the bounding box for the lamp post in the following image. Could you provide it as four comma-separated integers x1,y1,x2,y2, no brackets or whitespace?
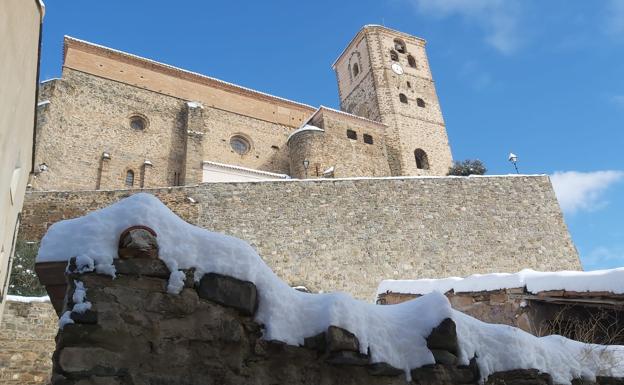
508,153,519,174
303,159,310,179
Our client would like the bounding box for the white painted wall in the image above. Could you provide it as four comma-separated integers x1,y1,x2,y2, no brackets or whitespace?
0,0,44,318
202,162,289,183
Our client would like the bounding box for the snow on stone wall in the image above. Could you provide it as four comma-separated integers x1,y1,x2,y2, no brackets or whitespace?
377,268,624,297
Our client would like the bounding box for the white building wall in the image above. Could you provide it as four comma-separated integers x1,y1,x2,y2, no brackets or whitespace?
202,161,289,183
0,0,44,319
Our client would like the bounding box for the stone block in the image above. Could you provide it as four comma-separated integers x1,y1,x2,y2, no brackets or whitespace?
453,362,481,384
50,374,73,385
113,258,169,278
489,293,509,305
368,362,404,376
58,347,123,375
71,309,98,324
58,324,132,353
327,325,359,352
597,377,624,385
450,295,475,309
82,274,166,294
431,349,457,365
325,351,369,366
427,318,458,355
197,273,258,316
144,288,199,315
74,376,123,385
303,331,326,352
411,364,455,385
573,379,597,385
486,369,553,385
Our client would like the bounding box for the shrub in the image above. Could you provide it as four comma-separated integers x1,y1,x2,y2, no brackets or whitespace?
8,240,46,296
447,159,487,176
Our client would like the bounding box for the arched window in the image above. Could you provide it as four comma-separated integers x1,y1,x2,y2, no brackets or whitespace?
125,170,135,186
414,149,429,170
390,50,399,61
399,93,408,104
417,98,426,108
394,38,406,53
352,63,360,77
408,55,417,68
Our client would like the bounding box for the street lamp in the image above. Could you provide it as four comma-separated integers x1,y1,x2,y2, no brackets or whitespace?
302,159,310,179
508,153,519,174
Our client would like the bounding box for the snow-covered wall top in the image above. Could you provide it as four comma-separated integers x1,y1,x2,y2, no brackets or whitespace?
22,175,580,300
377,268,624,296
36,194,624,383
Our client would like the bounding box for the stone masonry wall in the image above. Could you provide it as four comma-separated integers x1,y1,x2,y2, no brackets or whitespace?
33,68,298,192
33,69,188,191
18,176,580,300
288,110,390,179
367,27,453,177
49,255,621,385
334,26,453,176
0,299,57,385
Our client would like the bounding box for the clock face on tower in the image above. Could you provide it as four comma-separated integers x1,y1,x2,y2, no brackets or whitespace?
391,62,404,75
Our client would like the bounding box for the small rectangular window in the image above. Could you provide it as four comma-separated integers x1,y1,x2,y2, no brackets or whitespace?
346,129,357,140
363,134,373,144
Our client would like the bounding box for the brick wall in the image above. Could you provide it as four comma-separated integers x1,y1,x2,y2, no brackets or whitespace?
0,299,57,385
18,176,580,300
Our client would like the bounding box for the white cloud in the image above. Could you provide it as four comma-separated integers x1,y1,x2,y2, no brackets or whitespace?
582,246,624,271
611,94,624,108
605,0,624,38
550,170,624,214
409,0,523,54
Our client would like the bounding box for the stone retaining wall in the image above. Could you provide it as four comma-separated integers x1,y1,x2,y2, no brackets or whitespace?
19,175,580,300
0,298,57,385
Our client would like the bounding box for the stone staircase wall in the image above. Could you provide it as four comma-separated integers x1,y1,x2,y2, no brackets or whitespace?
0,298,57,384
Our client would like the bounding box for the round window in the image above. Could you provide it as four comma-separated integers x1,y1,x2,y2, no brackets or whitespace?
230,136,250,155
130,116,147,130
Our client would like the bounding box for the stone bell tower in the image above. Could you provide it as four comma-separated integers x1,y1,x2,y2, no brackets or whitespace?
332,25,453,176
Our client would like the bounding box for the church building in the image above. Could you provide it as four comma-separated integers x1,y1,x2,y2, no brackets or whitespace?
32,25,453,190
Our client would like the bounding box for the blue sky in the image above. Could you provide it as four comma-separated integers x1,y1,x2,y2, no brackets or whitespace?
39,0,623,271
